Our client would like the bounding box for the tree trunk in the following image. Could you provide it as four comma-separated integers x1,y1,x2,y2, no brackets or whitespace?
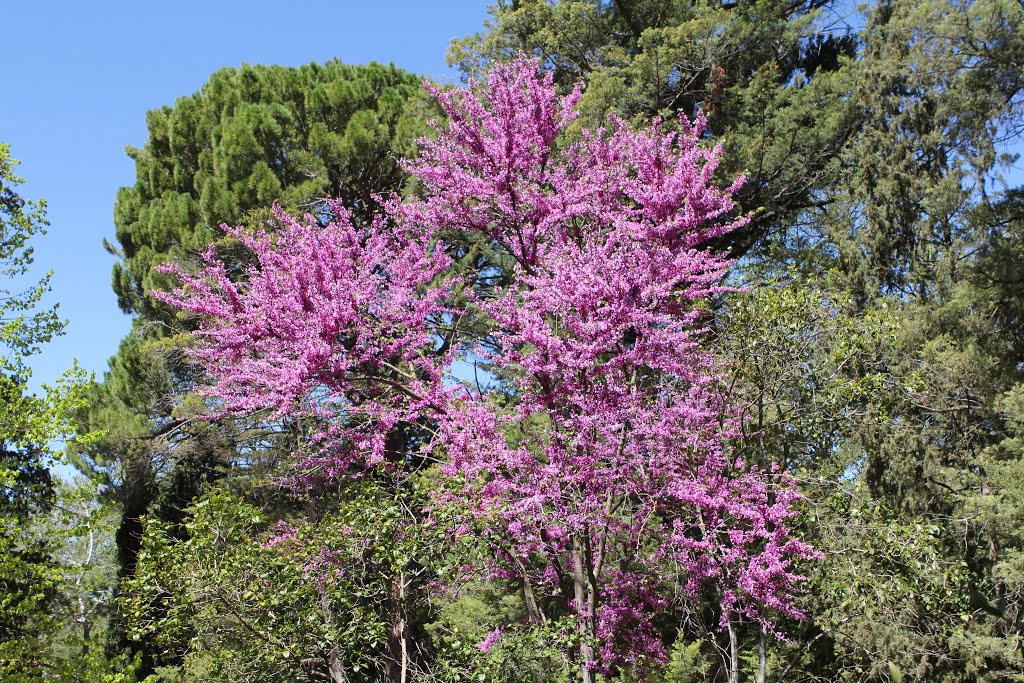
319,583,351,683
386,571,409,683
572,538,595,683
757,624,766,683
523,576,546,624
79,599,90,683
77,508,96,683
727,617,740,683
382,424,410,683
327,651,350,683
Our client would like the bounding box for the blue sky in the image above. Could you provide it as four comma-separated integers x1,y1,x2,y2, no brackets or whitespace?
3,0,490,390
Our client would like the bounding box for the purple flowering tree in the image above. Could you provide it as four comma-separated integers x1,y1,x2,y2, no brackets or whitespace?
160,59,815,681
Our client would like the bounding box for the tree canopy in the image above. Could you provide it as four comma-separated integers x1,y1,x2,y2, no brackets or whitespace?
4,0,1024,681
156,58,815,682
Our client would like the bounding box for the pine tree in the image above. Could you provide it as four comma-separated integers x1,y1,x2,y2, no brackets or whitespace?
74,61,432,675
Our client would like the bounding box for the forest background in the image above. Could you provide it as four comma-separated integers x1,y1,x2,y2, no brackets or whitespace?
2,0,1024,681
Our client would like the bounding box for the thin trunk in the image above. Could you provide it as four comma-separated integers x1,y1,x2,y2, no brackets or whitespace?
757,624,766,683
573,536,598,683
572,538,595,683
382,423,410,683
327,652,350,683
727,617,740,683
386,571,409,683
319,582,350,683
77,509,96,683
79,600,89,683
401,617,409,683
522,575,546,624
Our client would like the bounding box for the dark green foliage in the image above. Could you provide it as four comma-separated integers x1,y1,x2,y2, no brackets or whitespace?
123,480,429,682
0,436,58,677
109,60,428,321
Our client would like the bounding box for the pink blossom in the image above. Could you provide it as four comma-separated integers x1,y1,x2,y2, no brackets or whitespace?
478,628,503,653
158,57,817,674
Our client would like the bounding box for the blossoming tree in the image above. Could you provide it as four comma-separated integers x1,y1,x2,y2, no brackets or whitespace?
160,59,815,681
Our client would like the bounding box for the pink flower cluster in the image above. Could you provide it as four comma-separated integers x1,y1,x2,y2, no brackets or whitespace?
159,58,817,673
158,201,453,477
